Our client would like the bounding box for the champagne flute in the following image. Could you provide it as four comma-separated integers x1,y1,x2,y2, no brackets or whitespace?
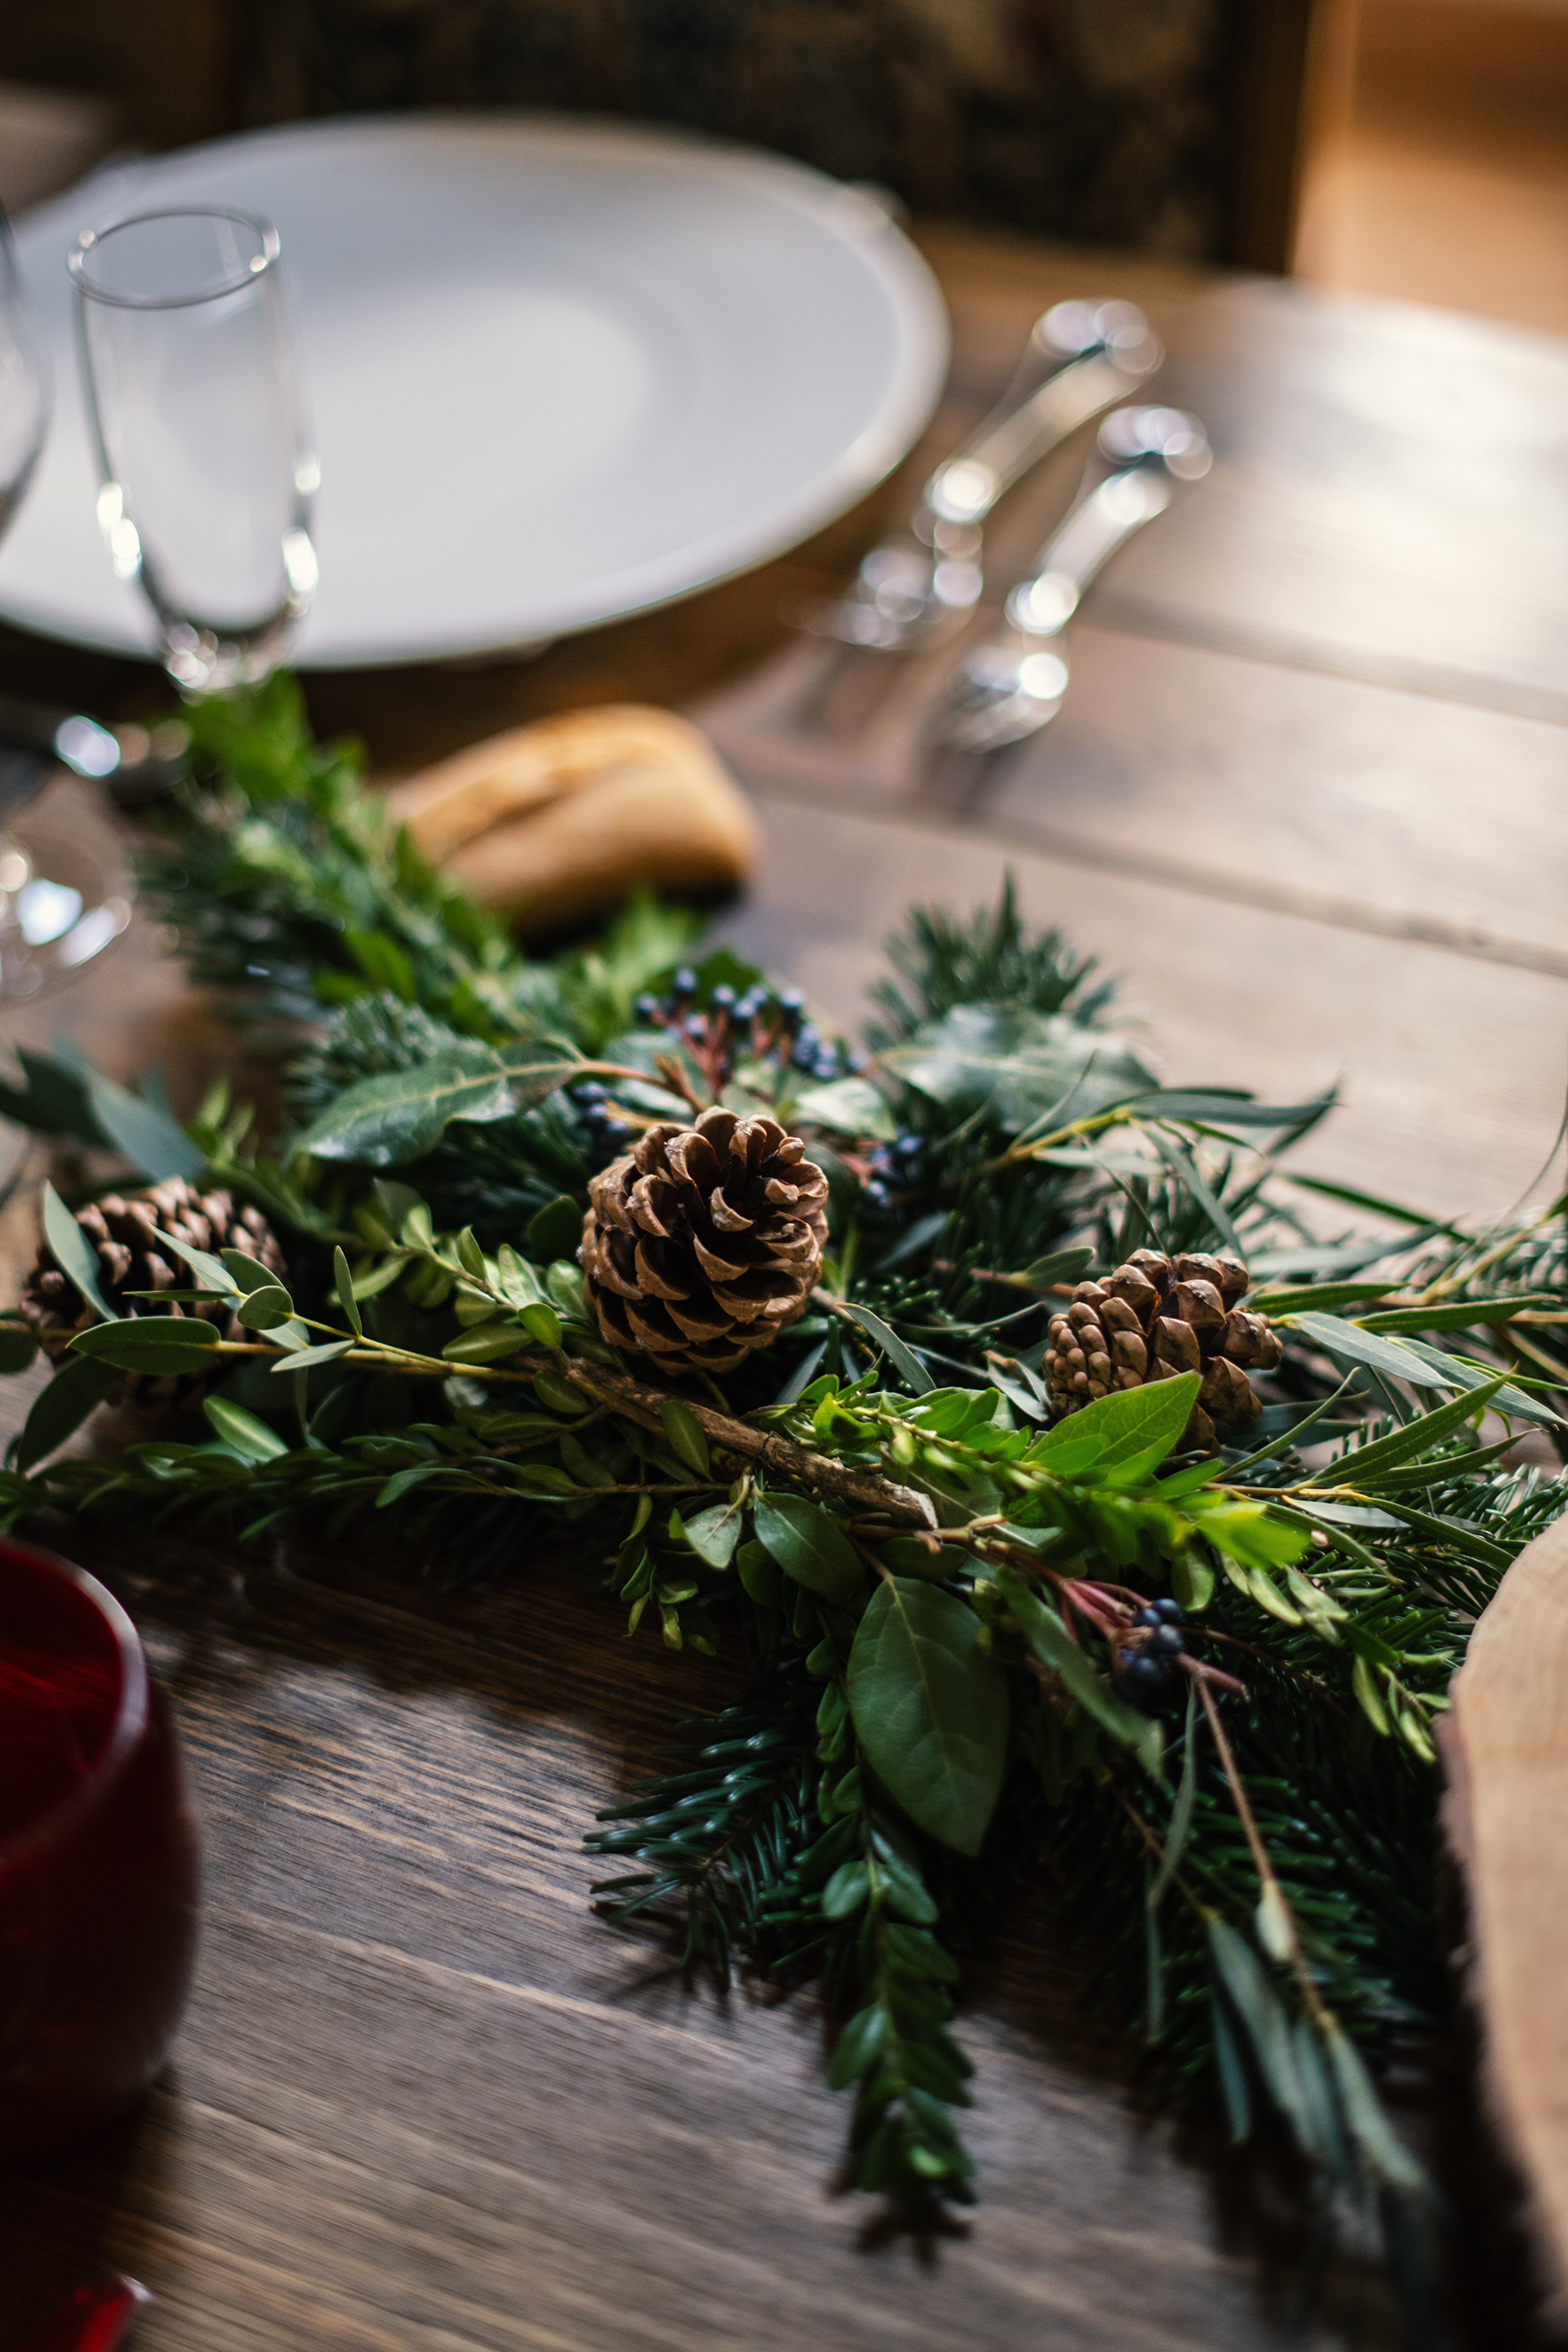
0,204,131,1004
69,206,318,692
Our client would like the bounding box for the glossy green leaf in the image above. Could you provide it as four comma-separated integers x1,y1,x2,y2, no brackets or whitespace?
883,1004,1153,1135
793,1075,896,1141
0,1323,37,1373
527,1194,586,1261
754,1493,864,1604
1027,1373,1200,1487
660,1397,710,1478
234,1284,294,1332
848,1579,1009,1855
301,1043,581,1165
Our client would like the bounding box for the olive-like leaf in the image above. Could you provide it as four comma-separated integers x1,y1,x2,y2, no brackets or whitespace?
69,1316,220,1374
41,1181,118,1322
203,1396,288,1461
835,1302,933,1394
12,1353,118,1471
848,1579,1009,1856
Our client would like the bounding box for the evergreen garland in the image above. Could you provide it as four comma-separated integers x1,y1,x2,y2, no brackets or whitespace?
2,674,1563,2338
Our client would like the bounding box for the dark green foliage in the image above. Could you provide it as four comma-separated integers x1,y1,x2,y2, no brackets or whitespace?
3,678,1564,2334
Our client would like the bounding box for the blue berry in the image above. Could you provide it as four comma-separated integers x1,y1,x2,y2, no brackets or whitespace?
632,991,660,1022
1119,1654,1168,1697
862,1179,892,1211
893,1132,923,1162
710,984,736,1013
777,988,806,1027
574,1081,608,1104
601,1119,630,1143
671,966,697,1000
1134,1606,1161,1628
1151,1597,1186,1624
813,1054,840,1080
1147,1625,1184,1657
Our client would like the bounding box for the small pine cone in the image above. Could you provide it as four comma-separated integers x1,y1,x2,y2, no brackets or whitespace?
20,1176,287,1411
1045,1248,1279,1450
581,1106,829,1374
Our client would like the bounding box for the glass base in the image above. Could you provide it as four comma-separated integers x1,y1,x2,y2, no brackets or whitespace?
0,775,132,1004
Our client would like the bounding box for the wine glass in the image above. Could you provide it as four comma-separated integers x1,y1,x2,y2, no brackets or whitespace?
0,203,131,1005
69,206,318,692
0,1535,200,2165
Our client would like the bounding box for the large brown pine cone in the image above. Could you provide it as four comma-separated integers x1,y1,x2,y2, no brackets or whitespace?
581,1106,829,1374
1045,1248,1282,1451
20,1175,287,1410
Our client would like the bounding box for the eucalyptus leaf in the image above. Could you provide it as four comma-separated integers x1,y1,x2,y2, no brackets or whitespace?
234,1284,295,1332
69,1315,220,1374
847,1579,1009,1855
42,1181,117,1322
12,1353,118,1471
269,1338,354,1373
203,1396,288,1461
154,1227,240,1296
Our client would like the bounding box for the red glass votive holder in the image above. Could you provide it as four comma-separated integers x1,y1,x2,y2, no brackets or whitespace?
0,1536,200,2167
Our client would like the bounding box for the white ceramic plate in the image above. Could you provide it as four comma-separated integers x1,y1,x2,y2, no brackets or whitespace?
0,115,948,668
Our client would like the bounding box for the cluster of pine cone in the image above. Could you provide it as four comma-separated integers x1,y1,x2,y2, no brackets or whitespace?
1045,1248,1282,1451
20,1176,286,1409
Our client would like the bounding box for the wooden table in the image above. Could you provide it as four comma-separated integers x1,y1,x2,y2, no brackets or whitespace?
2,224,1566,2351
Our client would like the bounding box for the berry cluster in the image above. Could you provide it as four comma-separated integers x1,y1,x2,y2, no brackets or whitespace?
569,1079,634,1160
858,1130,927,1216
630,969,859,1094
1115,1597,1187,1709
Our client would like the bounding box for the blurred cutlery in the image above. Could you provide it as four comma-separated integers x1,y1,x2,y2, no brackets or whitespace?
934,404,1211,753
802,298,1161,655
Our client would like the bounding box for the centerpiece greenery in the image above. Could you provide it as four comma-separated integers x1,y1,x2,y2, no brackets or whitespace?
2,675,1563,2339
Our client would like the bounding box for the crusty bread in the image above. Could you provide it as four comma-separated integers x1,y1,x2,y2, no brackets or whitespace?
380,704,758,938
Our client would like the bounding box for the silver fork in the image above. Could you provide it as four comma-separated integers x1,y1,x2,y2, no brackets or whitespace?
933,405,1212,753
802,299,1162,654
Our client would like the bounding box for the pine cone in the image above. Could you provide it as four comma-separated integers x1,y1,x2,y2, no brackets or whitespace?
581,1106,829,1374
1045,1248,1282,1451
20,1176,287,1410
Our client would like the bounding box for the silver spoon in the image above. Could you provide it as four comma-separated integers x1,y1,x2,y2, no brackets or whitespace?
933,405,1211,754
802,299,1162,655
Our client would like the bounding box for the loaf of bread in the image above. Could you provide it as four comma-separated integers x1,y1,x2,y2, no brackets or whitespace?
381,704,758,938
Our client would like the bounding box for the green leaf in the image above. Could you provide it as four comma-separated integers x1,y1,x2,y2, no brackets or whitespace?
1207,1920,1312,2146
442,1321,529,1364
1245,1282,1399,1316
754,1493,864,1604
333,1245,363,1339
269,1338,354,1373
681,1503,740,1569
343,926,416,1001
203,1396,288,1461
41,1182,118,1322
794,1075,896,1141
735,1539,782,1606
835,1302,933,1393
660,1398,710,1479
496,1244,549,1310
82,1067,206,1183
1018,1246,1096,1290
528,1194,586,1261
821,1860,871,1918
996,1566,1162,1774
1321,2018,1429,2194
234,1284,294,1332
0,1324,37,1373
883,1004,1154,1135
220,1249,283,1296
828,2003,888,2087
1027,1374,1200,1487
12,1353,118,1471
1149,1682,1199,1907
1302,1379,1501,1486
69,1315,220,1375
154,1227,241,1296
1355,1295,1548,1334
848,1580,1009,1855
301,1043,581,1165
519,1303,564,1352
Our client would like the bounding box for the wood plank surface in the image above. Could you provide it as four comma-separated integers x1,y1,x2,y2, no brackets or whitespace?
0,210,1564,2348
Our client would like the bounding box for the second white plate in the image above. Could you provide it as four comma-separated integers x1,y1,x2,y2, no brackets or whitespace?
0,114,949,669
